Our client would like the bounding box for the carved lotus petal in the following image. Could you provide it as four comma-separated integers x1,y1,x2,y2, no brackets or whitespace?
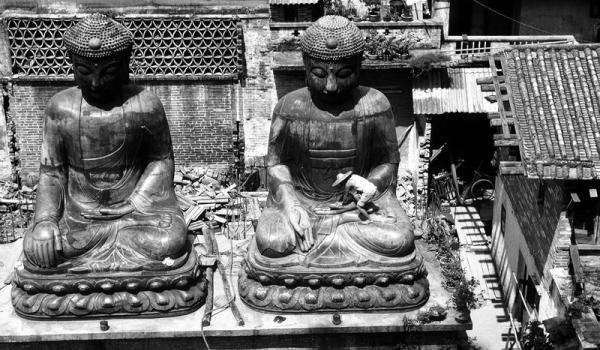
102,295,115,308
255,287,268,300
156,293,169,306
305,292,318,304
48,297,62,310
357,291,370,302
382,289,396,301
279,290,293,303
331,291,345,303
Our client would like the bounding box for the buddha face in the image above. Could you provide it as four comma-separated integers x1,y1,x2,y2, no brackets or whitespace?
71,51,130,106
304,54,361,104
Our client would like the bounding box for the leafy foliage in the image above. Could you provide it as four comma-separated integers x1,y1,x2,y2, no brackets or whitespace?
424,216,480,312
520,321,552,350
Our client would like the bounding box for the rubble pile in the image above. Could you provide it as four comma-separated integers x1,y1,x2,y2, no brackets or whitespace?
174,166,264,240
397,169,417,217
0,181,35,243
396,169,430,237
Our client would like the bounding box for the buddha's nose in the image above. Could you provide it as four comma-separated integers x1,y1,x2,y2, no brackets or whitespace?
324,74,337,94
91,76,101,90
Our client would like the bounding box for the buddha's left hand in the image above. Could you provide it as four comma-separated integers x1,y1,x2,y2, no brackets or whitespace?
81,202,135,220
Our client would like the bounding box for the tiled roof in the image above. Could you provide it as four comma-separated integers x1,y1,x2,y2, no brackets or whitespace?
412,67,497,114
500,44,600,179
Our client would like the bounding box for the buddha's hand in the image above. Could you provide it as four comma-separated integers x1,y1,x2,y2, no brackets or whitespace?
24,221,62,268
284,203,313,252
81,201,135,220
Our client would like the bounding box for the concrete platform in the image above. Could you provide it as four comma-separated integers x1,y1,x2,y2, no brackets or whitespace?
0,237,470,349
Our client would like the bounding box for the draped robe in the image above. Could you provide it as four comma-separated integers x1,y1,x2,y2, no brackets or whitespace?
255,86,416,269
34,86,187,273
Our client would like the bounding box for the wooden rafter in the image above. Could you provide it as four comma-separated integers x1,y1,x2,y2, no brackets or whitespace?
476,56,525,175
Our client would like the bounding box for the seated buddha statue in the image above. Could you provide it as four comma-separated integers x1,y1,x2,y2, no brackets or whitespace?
239,15,429,312
11,13,206,319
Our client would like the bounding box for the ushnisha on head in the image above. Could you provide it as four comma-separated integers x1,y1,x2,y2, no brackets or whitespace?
300,15,365,102
63,13,134,106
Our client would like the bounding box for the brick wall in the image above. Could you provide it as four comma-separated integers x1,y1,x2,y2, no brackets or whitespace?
9,80,237,177
502,175,564,276
417,116,431,216
0,91,12,181
240,18,277,162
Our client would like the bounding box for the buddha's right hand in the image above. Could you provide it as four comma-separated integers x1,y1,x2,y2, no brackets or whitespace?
23,221,61,268
284,204,313,252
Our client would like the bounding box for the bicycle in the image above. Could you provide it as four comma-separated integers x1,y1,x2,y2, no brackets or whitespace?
459,165,495,202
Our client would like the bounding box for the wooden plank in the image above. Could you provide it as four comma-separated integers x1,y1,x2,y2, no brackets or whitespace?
493,134,519,140
500,161,523,167
499,55,528,163
488,112,513,119
488,56,514,141
500,166,525,175
480,84,507,92
495,139,520,147
476,76,505,85
574,244,600,254
570,244,585,295
484,94,510,103
490,118,515,126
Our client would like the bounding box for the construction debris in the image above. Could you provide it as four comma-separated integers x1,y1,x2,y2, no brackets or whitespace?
0,181,35,243
175,167,265,240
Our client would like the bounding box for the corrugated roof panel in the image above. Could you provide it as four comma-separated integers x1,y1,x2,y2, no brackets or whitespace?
269,0,319,4
412,67,497,115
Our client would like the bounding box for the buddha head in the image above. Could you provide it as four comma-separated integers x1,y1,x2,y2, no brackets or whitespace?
300,16,365,104
64,13,134,107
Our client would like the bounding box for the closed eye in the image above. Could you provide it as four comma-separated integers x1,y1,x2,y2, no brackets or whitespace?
76,65,91,75
336,68,352,78
311,67,327,78
103,65,120,75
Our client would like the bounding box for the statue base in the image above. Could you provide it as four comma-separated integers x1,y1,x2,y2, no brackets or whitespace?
11,251,207,319
238,267,429,313
238,239,430,313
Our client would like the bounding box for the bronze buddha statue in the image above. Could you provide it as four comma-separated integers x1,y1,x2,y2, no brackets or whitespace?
12,14,206,318
239,16,429,312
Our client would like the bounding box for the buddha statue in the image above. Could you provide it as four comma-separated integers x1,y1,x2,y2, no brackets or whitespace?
239,16,429,312
11,14,206,318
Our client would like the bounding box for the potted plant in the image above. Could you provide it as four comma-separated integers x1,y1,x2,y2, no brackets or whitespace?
323,0,344,15
379,36,396,61
401,4,414,21
391,36,411,60
345,0,368,21
364,31,379,60
364,0,381,21
368,9,380,22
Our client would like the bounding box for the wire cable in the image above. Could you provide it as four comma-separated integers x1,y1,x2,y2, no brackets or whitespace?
471,0,594,43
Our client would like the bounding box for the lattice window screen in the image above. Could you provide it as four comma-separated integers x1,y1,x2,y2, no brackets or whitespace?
4,16,244,80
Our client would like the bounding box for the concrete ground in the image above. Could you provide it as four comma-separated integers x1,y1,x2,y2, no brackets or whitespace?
0,204,514,349
453,205,514,350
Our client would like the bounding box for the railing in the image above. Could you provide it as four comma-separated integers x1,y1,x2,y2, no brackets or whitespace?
443,35,578,58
